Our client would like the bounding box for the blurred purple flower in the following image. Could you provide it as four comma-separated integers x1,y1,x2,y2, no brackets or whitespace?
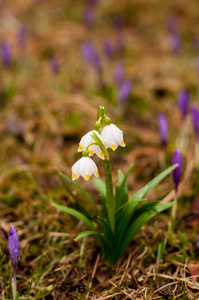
1,41,11,68
169,32,181,53
178,89,189,118
158,113,168,146
191,105,199,134
82,42,95,63
50,57,59,74
17,26,26,48
92,51,101,71
118,80,132,105
83,6,95,28
104,41,113,58
82,42,101,71
167,16,181,53
8,226,19,268
115,63,124,84
172,149,182,191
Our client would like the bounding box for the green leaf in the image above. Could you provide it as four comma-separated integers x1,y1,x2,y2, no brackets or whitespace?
58,172,100,213
75,228,112,262
130,185,149,203
130,164,178,202
115,165,133,211
52,203,97,232
99,194,108,220
115,199,148,249
94,177,106,197
75,231,98,241
58,173,96,221
114,202,174,264
98,217,114,243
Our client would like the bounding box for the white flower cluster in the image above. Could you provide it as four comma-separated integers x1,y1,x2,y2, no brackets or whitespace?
72,124,125,181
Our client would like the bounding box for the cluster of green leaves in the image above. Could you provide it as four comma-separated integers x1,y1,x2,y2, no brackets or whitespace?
53,165,176,265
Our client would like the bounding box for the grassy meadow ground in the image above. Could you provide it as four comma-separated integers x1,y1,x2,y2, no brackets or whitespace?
1,0,199,299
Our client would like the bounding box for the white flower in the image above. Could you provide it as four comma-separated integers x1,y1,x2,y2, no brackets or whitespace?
78,130,105,159
101,124,125,150
72,157,99,180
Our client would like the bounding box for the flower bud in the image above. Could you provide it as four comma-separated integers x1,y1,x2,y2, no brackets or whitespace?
118,80,132,105
8,226,19,268
191,105,199,134
158,113,168,146
1,41,11,68
172,149,182,191
178,89,189,118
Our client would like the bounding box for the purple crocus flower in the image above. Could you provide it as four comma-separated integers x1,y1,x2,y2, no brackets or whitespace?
8,226,19,300
8,226,19,268
172,149,182,191
1,41,11,68
169,32,181,53
191,105,199,134
104,41,113,58
115,63,124,84
82,42,95,63
17,27,26,48
82,42,101,72
158,113,168,146
118,80,132,105
167,16,181,53
50,57,59,74
178,89,189,118
92,51,101,71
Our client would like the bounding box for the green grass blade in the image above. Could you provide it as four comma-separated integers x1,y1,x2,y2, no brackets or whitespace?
52,203,97,232
115,200,144,248
75,231,99,241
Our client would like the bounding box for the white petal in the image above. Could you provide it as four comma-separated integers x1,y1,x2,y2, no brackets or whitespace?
71,157,99,180
78,130,104,159
101,124,125,150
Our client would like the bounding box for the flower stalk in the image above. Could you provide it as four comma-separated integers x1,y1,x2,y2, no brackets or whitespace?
104,159,115,232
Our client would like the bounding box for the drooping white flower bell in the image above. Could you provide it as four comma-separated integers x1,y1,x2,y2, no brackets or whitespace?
72,157,99,181
101,124,125,151
78,130,105,159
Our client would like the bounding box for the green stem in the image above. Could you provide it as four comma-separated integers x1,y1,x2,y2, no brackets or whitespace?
169,189,178,233
104,159,115,233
